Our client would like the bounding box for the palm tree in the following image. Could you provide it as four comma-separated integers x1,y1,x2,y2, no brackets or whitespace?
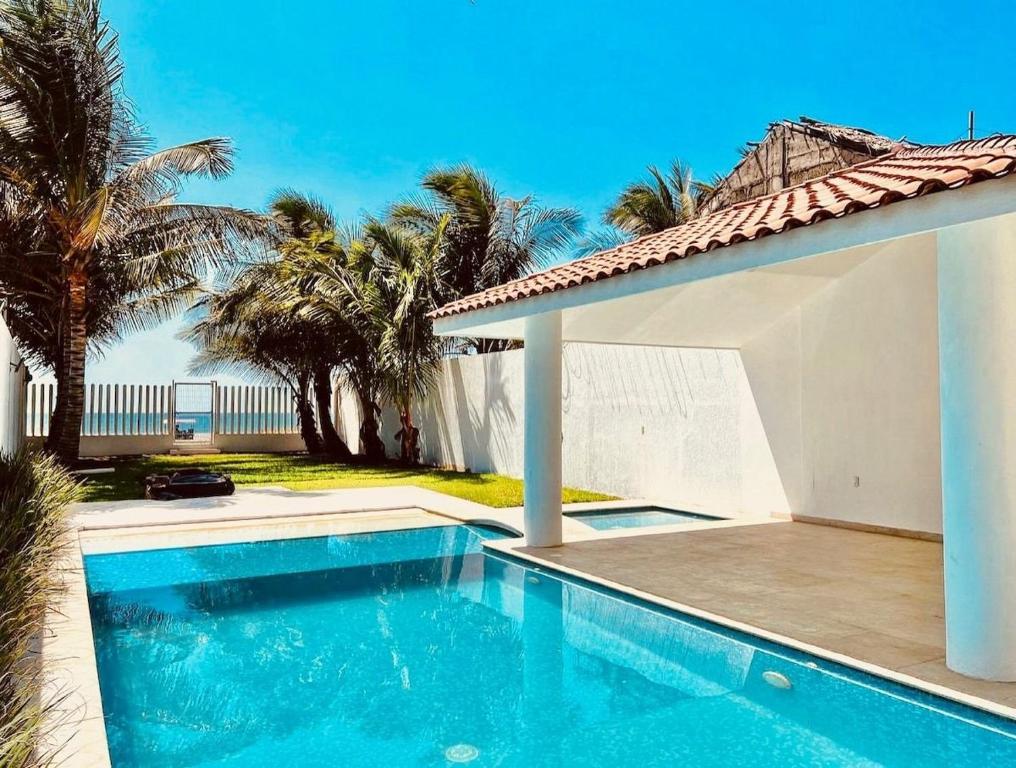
292,217,446,464
366,219,447,464
193,205,392,462
269,190,353,459
183,265,327,455
603,159,714,238
0,0,268,463
285,223,387,461
391,165,581,353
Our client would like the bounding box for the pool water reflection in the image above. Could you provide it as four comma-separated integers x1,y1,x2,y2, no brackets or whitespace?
85,526,1016,767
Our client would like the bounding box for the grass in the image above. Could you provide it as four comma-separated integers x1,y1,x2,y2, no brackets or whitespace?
78,453,616,507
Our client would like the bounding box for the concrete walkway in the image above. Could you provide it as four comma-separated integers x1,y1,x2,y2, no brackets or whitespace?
72,487,768,549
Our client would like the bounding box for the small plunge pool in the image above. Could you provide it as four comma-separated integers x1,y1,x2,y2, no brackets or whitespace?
567,505,718,530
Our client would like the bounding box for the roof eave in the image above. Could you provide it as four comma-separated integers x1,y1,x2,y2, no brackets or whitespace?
434,175,1016,339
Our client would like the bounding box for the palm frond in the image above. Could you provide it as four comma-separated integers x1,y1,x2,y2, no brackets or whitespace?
571,227,629,259
603,157,709,237
0,2,272,376
388,164,579,355
113,137,234,201
268,188,335,238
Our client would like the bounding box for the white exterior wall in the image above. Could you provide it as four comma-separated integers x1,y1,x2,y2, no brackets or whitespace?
358,343,790,517
1,316,27,454
741,235,943,534
214,433,307,454
740,310,804,516
800,236,942,534
352,234,947,535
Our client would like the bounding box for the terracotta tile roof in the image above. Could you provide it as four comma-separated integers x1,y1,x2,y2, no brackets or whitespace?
432,136,1016,320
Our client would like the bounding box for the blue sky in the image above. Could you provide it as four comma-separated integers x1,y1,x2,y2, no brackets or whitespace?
75,0,1015,384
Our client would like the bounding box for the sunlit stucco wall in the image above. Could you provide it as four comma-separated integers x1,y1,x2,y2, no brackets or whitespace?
340,343,790,518
743,235,942,535
0,314,27,453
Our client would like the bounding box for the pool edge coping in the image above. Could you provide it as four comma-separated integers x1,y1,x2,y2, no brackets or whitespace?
482,536,1016,725
41,530,114,768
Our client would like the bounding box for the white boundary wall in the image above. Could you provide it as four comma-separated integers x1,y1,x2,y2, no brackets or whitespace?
22,379,305,456
340,343,791,518
1,315,27,454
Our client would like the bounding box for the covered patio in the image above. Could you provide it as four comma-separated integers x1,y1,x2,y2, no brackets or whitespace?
434,138,1016,689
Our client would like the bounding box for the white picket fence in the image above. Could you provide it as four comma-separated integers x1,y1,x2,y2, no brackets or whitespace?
24,382,301,438
26,382,172,438
215,384,300,435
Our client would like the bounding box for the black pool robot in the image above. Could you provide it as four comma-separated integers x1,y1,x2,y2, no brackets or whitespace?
144,468,236,500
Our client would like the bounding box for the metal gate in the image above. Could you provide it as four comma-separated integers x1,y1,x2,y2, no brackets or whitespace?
171,381,216,446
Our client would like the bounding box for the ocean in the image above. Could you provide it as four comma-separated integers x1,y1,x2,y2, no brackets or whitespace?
28,410,299,438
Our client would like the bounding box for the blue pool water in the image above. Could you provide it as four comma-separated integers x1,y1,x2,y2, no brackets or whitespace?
569,505,716,530
85,526,1016,767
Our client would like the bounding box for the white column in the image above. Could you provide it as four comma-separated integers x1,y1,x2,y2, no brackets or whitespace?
523,311,563,547
938,215,1016,681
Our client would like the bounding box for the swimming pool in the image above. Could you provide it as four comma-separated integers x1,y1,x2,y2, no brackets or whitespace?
85,525,1016,767
568,505,716,530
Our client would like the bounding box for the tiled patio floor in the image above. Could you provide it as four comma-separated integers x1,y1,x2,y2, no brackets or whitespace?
506,521,1016,714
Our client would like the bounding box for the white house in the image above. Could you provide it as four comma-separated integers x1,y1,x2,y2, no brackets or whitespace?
432,136,1016,681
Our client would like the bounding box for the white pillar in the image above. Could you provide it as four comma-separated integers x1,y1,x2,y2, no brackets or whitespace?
938,216,1016,681
523,311,563,547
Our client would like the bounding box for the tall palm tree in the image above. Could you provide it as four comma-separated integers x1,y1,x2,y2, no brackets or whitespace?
183,264,327,455
284,223,387,461
269,190,353,459
0,0,267,462
603,159,714,238
391,165,581,353
293,217,446,464
366,219,447,464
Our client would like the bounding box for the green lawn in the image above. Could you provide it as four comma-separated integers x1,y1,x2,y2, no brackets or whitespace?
78,453,615,507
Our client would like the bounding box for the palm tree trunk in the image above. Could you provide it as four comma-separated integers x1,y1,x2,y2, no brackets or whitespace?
398,402,419,465
313,365,352,460
49,270,87,463
45,295,69,453
295,371,323,454
356,390,385,462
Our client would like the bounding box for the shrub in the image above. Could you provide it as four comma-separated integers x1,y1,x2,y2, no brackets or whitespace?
0,450,80,768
